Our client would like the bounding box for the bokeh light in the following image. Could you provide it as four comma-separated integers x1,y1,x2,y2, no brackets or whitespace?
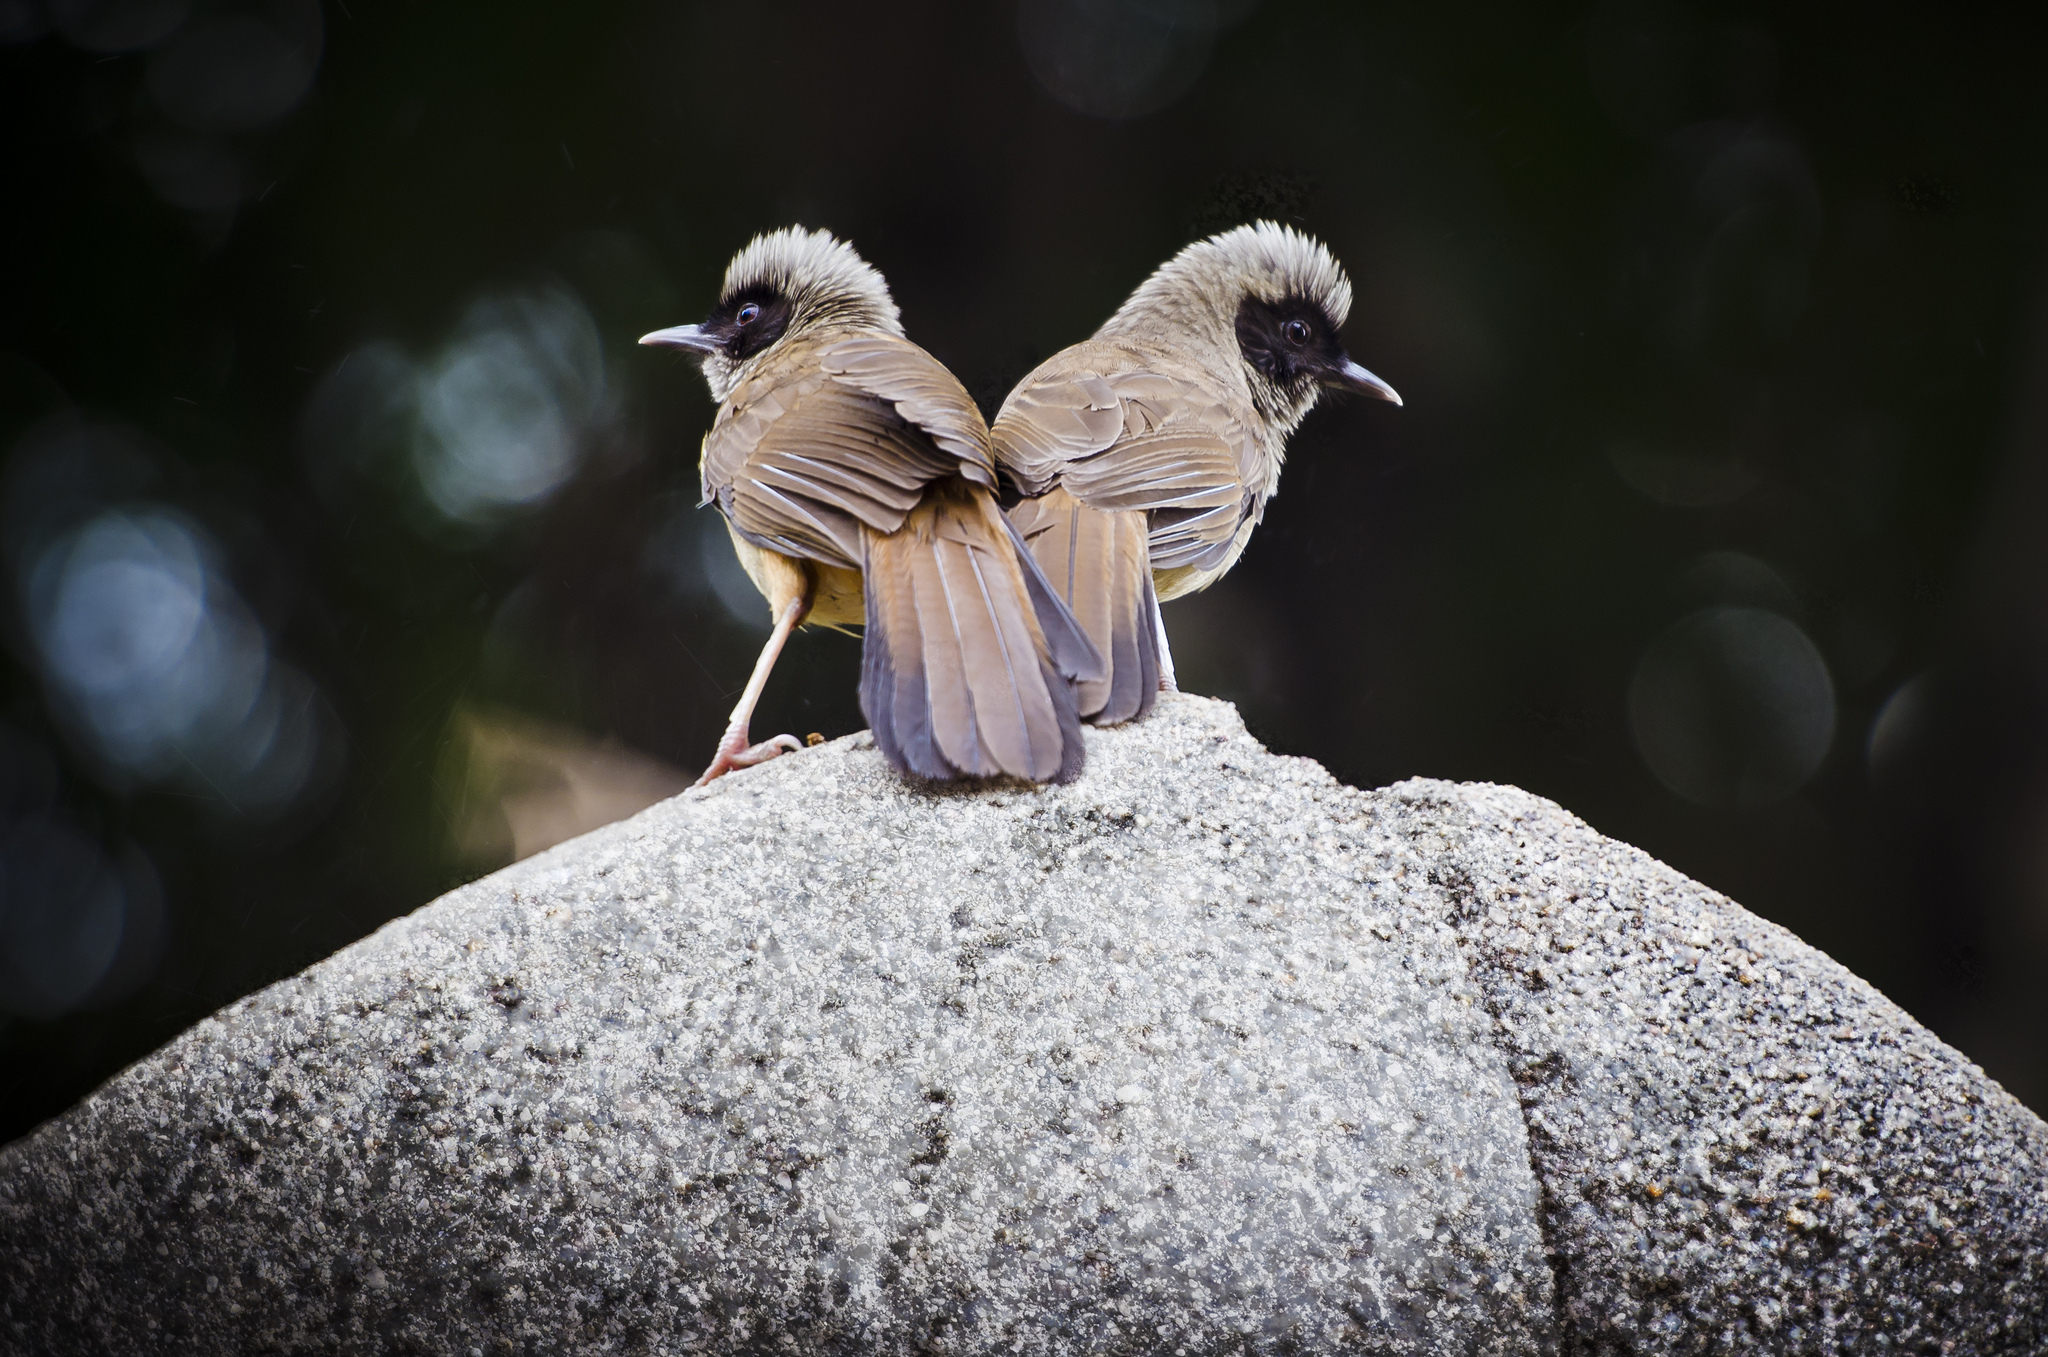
4,423,341,823
1629,606,1836,809
1868,673,1932,794
1616,126,1822,363
306,289,612,530
298,339,416,503
638,499,770,632
145,0,322,134
1674,550,1801,617
0,815,161,1021
416,291,610,524
438,705,688,870
2,0,336,228
33,512,221,770
699,522,771,630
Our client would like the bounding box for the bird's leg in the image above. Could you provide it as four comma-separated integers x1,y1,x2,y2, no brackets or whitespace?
1152,591,1179,694
694,591,810,787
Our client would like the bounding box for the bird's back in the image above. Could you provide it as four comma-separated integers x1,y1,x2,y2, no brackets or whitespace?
703,329,994,572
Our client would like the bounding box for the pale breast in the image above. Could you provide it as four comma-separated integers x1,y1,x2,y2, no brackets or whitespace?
725,521,866,630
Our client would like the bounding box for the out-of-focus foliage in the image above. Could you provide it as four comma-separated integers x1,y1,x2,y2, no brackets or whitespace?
2,0,2044,1135
438,704,687,868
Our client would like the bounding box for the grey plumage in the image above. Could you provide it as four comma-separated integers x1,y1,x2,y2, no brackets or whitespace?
995,221,1399,725
646,227,1099,784
1006,487,1161,725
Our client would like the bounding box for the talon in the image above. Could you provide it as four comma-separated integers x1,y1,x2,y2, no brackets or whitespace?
738,734,803,764
693,732,803,787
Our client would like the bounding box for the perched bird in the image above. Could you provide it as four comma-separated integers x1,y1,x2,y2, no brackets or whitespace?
995,221,1400,724
642,228,1099,786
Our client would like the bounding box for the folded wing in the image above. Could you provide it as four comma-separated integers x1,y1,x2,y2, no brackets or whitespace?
993,357,1256,722
703,332,1099,781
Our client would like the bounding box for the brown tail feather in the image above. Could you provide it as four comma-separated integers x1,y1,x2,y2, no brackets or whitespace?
861,486,1085,782
1007,488,1160,725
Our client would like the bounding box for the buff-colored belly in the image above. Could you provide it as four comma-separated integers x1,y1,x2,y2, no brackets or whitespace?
726,523,866,629
1152,514,1257,602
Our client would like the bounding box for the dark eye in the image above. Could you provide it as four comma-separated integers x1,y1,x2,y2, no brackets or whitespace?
736,303,761,325
1283,319,1311,346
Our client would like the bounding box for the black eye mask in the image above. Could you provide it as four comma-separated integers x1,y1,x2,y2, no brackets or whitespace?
706,286,795,361
1235,295,1345,386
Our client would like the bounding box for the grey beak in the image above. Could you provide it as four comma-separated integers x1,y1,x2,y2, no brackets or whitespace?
639,323,721,354
1339,360,1402,406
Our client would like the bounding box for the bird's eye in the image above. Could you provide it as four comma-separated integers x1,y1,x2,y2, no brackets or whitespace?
737,303,761,325
1283,319,1311,346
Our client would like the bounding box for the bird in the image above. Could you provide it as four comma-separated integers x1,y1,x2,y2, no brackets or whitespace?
641,227,1100,787
993,221,1400,725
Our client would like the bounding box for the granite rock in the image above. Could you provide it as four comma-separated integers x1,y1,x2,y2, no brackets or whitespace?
1406,781,2048,1353
1,695,2042,1355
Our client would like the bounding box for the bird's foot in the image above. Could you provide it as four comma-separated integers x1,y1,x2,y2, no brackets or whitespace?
693,730,804,787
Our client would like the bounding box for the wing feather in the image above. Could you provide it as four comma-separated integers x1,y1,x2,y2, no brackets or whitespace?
911,523,986,776
993,352,1258,573
1007,489,1157,725
819,333,997,484
943,504,1055,778
862,494,1079,783
702,332,994,571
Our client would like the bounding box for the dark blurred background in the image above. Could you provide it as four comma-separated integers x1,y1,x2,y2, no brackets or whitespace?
3,0,2045,1139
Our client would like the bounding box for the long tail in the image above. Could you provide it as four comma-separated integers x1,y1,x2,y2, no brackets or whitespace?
1006,487,1160,725
861,484,1099,783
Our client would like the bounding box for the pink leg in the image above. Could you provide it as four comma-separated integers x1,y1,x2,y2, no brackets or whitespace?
1153,591,1179,693
693,596,809,787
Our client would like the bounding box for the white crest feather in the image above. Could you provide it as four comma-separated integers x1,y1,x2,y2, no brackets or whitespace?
721,227,902,337
1098,220,1353,342
1094,221,1359,443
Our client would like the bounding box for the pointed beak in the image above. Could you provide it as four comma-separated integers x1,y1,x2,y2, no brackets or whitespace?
1335,358,1400,405
1337,359,1401,406
638,323,721,354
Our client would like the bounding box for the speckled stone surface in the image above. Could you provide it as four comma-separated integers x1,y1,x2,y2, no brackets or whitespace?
0,698,1551,1356
1402,781,2048,1354
1,695,2043,1356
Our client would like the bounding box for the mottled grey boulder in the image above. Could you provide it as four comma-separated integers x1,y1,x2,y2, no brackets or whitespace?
1403,783,2048,1353
2,695,2043,1356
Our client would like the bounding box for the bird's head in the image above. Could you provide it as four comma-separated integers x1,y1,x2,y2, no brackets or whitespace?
640,226,903,402
1101,220,1399,436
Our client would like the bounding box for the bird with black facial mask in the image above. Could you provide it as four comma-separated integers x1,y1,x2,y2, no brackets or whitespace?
995,222,1400,725
642,227,1099,786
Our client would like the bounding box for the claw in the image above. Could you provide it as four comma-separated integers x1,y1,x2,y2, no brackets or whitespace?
693,731,803,787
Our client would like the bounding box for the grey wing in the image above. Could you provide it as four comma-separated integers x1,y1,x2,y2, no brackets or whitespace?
701,335,994,569
817,332,998,486
996,365,1253,574
991,373,1125,495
